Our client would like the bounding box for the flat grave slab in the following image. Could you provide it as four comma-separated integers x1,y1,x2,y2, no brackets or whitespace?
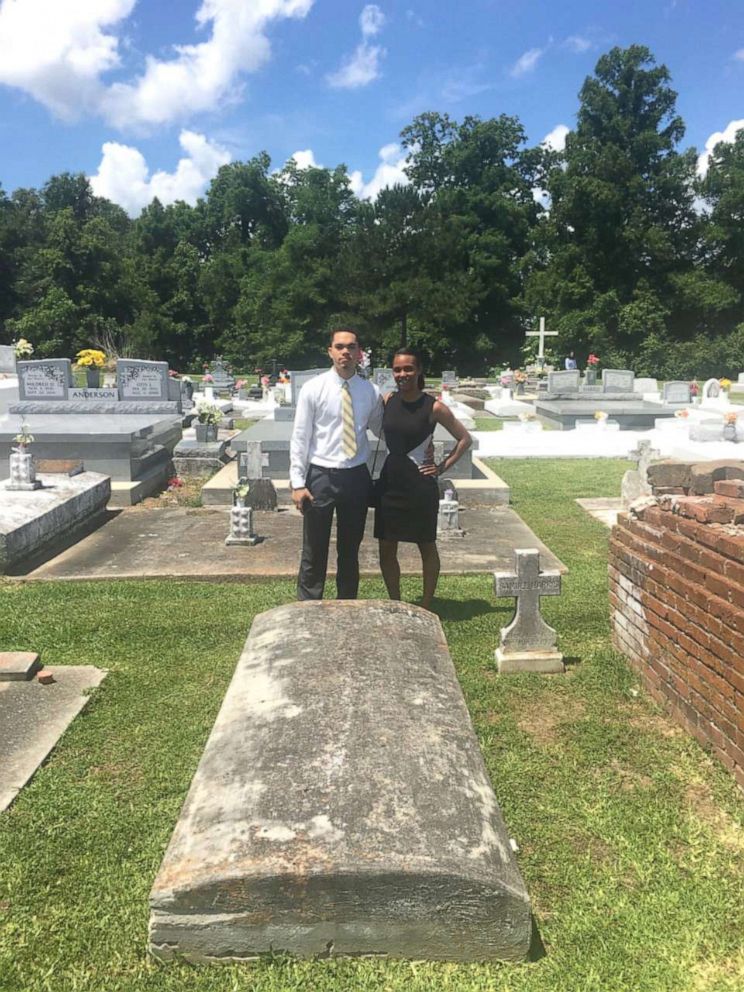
0,651,42,682
0,666,106,811
8,503,566,581
535,398,676,431
0,471,111,574
149,601,532,962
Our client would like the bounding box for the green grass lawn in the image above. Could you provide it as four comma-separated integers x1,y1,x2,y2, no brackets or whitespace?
1,459,742,991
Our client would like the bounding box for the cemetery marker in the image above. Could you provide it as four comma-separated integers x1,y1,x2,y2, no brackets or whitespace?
493,549,564,673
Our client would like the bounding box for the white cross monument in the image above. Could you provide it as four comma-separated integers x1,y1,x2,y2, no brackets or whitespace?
526,317,558,366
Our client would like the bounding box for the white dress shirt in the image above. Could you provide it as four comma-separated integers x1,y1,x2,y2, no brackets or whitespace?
290,369,383,489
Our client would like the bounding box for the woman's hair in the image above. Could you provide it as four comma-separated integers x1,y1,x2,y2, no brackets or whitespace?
392,348,425,390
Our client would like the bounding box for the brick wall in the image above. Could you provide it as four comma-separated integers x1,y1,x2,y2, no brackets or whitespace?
609,460,744,793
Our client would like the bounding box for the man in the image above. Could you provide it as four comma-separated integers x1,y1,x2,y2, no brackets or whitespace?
290,329,383,600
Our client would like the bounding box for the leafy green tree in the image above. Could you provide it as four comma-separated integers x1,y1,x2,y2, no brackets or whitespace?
525,45,703,363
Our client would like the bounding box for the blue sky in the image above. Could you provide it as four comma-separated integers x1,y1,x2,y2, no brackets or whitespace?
0,0,742,215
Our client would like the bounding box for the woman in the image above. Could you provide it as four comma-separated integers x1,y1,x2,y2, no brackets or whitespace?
374,349,472,611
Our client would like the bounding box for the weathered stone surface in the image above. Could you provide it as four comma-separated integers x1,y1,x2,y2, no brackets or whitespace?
149,601,532,963
493,549,563,674
35,459,84,476
0,666,106,810
0,652,41,682
0,471,111,573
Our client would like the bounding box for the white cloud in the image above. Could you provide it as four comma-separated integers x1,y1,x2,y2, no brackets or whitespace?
0,0,135,119
734,48,744,61
349,142,408,199
360,4,385,38
564,34,592,53
289,148,321,169
510,46,545,78
89,129,231,216
327,4,386,89
542,124,569,151
0,0,314,128
697,119,744,176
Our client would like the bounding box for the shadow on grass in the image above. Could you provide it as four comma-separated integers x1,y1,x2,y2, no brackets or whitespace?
433,598,506,622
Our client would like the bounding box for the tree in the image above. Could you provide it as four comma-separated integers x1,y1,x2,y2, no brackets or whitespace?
525,46,702,363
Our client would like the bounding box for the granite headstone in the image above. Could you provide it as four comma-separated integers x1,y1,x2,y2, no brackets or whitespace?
602,369,635,393
17,359,72,401
117,359,169,401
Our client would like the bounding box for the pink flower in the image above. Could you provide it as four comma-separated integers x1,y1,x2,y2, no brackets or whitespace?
202,373,214,382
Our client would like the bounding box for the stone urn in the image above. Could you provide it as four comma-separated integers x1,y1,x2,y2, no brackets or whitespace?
86,367,101,388
585,368,597,386
195,423,218,443
181,380,194,402
724,421,737,442
515,381,526,395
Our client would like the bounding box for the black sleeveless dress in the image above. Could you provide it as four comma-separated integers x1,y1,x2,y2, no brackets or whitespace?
374,392,439,544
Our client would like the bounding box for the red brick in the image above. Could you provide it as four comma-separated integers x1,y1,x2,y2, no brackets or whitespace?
676,497,735,525
37,670,55,685
713,495,744,524
714,478,744,499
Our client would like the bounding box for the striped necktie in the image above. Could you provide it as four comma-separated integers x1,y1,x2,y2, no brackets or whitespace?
341,381,357,458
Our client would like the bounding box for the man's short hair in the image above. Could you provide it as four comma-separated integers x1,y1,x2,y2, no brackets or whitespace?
329,328,360,346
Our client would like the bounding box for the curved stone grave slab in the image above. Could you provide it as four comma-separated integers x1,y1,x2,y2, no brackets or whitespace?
149,600,532,963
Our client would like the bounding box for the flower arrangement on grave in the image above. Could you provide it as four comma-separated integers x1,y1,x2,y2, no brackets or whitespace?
586,354,600,368
14,422,34,446
720,378,732,391
235,378,247,390
234,478,251,503
13,338,33,359
168,369,181,379
518,410,537,422
182,375,192,383
195,402,223,426
690,381,699,396
593,410,608,422
724,412,738,424
674,409,689,419
202,372,214,383
75,348,106,368
513,370,528,384
167,476,184,491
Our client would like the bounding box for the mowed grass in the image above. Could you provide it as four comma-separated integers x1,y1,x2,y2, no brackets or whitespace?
1,459,743,991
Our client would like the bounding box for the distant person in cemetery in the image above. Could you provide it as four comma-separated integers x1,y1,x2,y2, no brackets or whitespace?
290,328,383,601
375,348,471,612
564,351,577,370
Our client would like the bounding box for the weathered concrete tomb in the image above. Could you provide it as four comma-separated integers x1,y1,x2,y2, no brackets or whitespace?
149,600,532,963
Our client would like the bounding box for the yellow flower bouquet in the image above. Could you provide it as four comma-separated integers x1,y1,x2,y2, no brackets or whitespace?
75,349,107,368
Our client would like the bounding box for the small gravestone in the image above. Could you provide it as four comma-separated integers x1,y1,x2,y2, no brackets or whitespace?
602,369,635,393
373,367,397,393
117,359,169,401
17,359,72,401
442,370,459,389
663,380,692,405
702,378,721,400
209,357,235,394
437,498,464,537
237,441,277,510
0,345,15,374
290,368,326,407
493,549,563,673
621,439,661,508
633,377,658,394
547,369,580,394
149,601,532,962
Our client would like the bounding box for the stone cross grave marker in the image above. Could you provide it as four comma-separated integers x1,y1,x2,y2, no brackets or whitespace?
622,439,661,508
117,359,169,401
17,359,72,401
602,369,635,393
493,548,564,673
526,317,558,363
